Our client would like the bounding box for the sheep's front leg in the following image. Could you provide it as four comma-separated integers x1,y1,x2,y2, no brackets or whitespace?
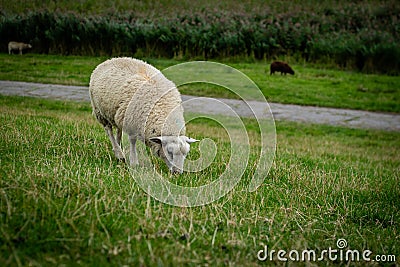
104,125,125,161
116,128,122,147
129,135,139,167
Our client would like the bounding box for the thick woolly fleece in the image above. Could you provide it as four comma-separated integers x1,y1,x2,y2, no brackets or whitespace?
89,57,186,153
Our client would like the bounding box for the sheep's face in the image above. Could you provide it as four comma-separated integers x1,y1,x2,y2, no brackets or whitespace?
150,136,198,174
287,68,295,75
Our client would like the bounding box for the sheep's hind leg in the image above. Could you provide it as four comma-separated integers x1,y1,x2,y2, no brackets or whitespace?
104,125,125,162
129,135,139,167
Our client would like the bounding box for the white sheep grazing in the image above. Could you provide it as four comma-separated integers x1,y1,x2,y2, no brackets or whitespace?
89,57,198,173
8,41,32,55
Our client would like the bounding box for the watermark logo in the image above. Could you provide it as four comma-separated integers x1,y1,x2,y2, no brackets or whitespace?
124,61,276,207
336,238,347,249
257,238,397,263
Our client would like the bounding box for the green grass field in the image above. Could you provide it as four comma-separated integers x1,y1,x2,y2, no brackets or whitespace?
1,95,399,266
0,54,399,112
1,0,399,265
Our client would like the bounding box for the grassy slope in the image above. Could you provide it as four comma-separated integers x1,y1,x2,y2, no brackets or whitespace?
1,54,399,112
1,1,399,265
0,95,399,266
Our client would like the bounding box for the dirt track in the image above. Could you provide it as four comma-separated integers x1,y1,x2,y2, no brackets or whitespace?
1,80,399,131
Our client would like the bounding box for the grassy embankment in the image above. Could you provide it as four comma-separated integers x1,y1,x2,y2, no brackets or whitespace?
0,94,399,266
0,53,399,112
1,1,399,266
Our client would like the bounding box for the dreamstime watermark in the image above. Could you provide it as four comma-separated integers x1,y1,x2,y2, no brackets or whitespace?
124,61,276,207
257,238,397,263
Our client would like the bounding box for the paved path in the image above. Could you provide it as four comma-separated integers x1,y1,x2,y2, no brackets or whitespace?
1,80,399,132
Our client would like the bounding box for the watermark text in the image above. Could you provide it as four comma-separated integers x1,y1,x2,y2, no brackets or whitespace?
257,239,396,263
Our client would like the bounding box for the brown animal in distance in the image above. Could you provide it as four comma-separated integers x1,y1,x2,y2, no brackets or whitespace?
270,61,295,75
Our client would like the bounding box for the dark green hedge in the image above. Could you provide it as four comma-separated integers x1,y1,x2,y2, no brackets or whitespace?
1,4,399,73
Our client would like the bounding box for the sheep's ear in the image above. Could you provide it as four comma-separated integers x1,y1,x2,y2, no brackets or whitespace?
183,136,199,144
149,137,163,144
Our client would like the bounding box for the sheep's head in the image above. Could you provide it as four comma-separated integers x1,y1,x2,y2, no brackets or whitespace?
284,63,295,75
287,68,295,75
150,136,198,174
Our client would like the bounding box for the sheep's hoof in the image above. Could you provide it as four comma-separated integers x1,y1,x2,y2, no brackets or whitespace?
114,150,125,162
129,159,139,167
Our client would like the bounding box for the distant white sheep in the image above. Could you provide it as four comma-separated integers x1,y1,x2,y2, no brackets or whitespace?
8,41,32,55
89,57,198,173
